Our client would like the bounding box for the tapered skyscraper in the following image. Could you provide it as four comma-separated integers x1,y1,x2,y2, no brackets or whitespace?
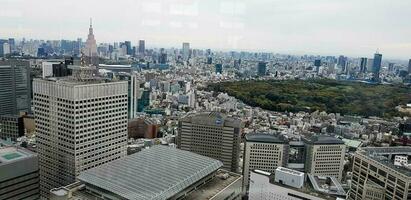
83,18,98,65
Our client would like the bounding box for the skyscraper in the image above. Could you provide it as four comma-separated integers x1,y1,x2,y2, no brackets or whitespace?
372,52,382,81
360,57,368,73
124,41,132,55
408,59,411,74
33,66,128,197
177,112,242,172
182,42,190,60
138,40,145,55
304,135,345,181
215,63,223,74
0,60,31,116
257,62,267,76
83,18,98,65
242,133,289,193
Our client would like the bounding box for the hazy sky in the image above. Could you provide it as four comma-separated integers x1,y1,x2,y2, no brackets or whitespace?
1,0,411,59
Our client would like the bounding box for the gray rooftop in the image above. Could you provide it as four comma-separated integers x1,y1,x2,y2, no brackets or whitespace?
304,135,344,145
359,146,411,177
78,145,223,200
180,112,242,128
246,133,287,144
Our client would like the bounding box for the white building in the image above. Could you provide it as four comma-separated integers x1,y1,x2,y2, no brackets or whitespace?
33,67,128,198
243,133,288,193
249,170,327,200
304,135,346,181
274,167,305,189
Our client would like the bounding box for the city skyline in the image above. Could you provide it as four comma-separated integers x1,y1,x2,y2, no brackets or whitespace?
1,0,411,59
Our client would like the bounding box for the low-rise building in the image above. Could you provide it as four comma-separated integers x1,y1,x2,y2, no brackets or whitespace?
0,145,39,199
50,146,243,200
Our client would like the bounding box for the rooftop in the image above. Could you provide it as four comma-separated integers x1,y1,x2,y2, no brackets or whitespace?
359,146,411,177
180,112,242,128
304,135,344,145
246,133,287,144
0,146,35,165
184,170,242,200
77,146,223,200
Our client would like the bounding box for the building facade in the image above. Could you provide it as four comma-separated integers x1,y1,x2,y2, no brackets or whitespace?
177,112,242,172
33,70,128,198
304,136,346,181
0,60,31,116
243,133,288,192
0,146,39,200
348,147,411,200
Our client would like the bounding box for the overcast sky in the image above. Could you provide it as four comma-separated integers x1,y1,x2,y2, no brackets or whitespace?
1,0,411,59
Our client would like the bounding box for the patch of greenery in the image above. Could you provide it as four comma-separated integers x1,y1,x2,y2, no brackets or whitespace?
208,79,411,118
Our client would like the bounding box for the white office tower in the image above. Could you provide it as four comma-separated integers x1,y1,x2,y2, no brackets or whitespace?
243,133,288,193
33,66,128,198
304,135,345,181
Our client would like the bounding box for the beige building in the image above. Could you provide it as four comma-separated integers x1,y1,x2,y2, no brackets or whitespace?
33,67,128,198
243,133,288,192
304,135,346,181
348,147,411,200
177,112,242,172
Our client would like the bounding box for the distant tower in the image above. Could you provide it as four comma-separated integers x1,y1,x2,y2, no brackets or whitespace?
182,42,190,61
257,62,267,76
408,59,411,74
83,18,98,66
372,52,382,82
360,57,368,73
138,40,145,55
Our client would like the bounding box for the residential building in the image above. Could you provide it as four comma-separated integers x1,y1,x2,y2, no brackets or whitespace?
348,147,411,200
128,117,160,139
0,145,39,199
177,112,242,172
243,133,288,192
33,66,128,198
304,135,346,180
50,146,243,200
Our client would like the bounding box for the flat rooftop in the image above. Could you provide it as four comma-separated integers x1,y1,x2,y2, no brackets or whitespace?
246,133,287,144
359,146,411,177
304,135,344,145
184,170,242,200
0,146,35,165
78,146,223,200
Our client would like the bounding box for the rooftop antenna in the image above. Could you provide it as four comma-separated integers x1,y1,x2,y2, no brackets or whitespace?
90,18,92,28
376,48,380,54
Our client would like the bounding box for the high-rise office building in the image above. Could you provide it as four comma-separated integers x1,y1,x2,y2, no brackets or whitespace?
257,62,267,76
182,42,190,60
304,135,345,181
0,115,24,141
138,40,145,55
215,64,223,74
348,147,411,200
33,66,128,197
360,57,368,73
0,60,31,116
408,59,411,74
242,133,289,193
177,112,242,172
372,52,382,81
0,145,39,199
124,41,132,55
